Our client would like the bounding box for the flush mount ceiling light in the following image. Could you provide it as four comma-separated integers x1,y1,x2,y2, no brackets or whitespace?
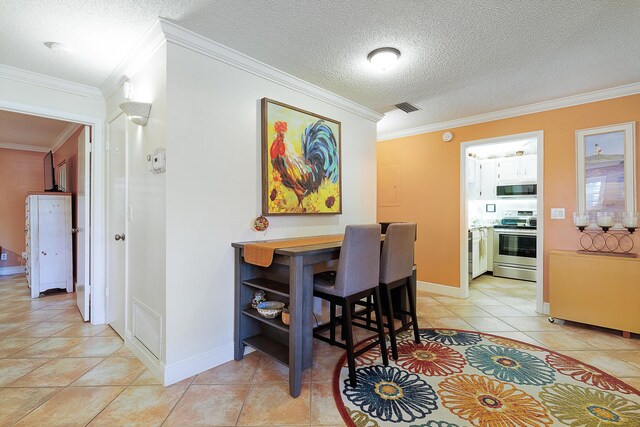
119,101,152,126
44,41,74,55
367,47,401,71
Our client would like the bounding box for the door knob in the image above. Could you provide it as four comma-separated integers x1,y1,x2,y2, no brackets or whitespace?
114,233,125,241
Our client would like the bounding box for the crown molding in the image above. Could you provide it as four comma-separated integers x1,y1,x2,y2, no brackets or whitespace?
377,81,640,141
0,141,50,153
51,123,82,153
100,20,166,100
0,64,103,100
157,19,384,123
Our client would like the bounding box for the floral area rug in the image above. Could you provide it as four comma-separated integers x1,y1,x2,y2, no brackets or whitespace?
332,329,640,426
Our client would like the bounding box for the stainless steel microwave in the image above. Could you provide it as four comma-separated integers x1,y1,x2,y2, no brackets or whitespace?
496,184,537,197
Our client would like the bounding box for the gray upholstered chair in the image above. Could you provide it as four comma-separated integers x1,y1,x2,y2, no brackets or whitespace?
379,222,420,360
313,224,389,387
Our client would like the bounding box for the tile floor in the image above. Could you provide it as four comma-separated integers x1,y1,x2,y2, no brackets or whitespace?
0,273,639,426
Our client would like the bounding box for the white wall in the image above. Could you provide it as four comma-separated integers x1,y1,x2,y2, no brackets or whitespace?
106,45,168,370
162,41,378,380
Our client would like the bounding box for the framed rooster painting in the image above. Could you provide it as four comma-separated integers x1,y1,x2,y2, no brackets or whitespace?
261,98,342,215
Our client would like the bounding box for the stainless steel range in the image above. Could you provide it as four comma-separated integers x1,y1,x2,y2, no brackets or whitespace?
493,210,537,282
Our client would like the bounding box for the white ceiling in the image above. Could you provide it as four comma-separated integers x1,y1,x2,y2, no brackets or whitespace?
0,110,75,151
1,1,640,137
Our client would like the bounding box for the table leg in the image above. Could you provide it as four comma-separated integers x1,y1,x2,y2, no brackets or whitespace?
233,248,245,360
289,255,304,397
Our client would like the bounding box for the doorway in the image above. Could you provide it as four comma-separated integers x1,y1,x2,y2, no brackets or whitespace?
0,100,107,324
460,131,545,314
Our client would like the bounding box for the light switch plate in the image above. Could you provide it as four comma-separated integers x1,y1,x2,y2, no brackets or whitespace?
551,208,565,219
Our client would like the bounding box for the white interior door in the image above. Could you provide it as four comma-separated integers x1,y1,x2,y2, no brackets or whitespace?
107,115,127,337
76,126,91,320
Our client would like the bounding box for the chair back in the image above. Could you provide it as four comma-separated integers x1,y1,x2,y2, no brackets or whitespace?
332,224,382,298
379,223,417,284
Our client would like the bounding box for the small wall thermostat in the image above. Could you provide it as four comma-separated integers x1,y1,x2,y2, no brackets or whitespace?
147,148,166,173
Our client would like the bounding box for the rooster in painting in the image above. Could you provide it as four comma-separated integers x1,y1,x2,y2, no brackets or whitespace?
270,120,339,208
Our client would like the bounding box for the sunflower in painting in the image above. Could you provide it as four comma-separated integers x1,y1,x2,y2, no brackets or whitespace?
344,365,438,423
438,374,553,427
395,341,465,376
546,353,636,394
466,345,555,386
540,383,640,426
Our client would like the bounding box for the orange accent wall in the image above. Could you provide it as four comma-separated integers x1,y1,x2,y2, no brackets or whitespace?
0,148,45,268
377,94,640,301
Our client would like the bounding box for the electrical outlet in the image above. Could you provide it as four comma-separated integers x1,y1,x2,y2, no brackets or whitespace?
0,253,7,261
551,208,566,219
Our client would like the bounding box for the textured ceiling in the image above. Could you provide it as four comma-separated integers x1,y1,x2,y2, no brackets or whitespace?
0,110,73,149
1,1,640,135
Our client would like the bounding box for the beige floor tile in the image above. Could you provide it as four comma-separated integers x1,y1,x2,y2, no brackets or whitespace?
132,369,163,385
8,357,103,387
0,387,60,426
0,358,49,386
194,351,260,384
426,317,476,330
88,384,188,427
0,337,42,357
620,377,640,391
446,305,491,317
482,331,545,348
560,351,640,378
96,327,119,337
9,309,67,323
310,382,344,425
525,332,596,351
73,356,147,386
610,350,640,368
417,304,458,318
565,329,640,350
432,295,475,306
111,344,136,357
253,354,311,383
64,336,124,357
462,317,517,332
164,384,250,426
13,386,124,427
10,321,76,338
311,346,344,383
236,382,311,426
479,305,532,317
0,321,38,337
52,322,108,337
501,316,561,332
10,337,88,358
48,309,85,322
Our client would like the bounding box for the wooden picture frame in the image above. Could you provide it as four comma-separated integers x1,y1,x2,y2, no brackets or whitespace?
576,122,636,219
261,98,342,215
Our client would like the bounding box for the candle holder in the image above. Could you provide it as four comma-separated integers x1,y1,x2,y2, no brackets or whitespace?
574,211,636,256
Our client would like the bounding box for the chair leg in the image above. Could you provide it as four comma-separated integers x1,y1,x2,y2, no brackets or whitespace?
373,287,389,367
329,301,336,345
365,295,372,329
406,279,421,344
383,284,398,360
343,299,357,387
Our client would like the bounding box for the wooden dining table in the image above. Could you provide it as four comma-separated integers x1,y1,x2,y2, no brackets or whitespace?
231,234,416,397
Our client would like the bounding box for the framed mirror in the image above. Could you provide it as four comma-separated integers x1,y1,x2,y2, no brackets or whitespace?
576,122,636,223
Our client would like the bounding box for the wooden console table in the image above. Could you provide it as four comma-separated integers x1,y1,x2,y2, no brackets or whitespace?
549,250,640,338
232,237,342,397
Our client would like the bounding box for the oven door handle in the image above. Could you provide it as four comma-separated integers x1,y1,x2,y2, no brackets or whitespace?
495,263,537,271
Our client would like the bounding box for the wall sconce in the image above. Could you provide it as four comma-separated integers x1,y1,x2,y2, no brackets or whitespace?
119,101,152,126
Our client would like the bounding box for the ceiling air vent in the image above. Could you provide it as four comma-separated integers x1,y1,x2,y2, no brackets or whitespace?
395,102,421,113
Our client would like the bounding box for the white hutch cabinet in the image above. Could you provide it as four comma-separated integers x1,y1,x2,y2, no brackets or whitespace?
25,193,73,298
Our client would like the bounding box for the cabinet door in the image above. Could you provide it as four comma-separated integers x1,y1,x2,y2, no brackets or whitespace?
479,229,488,273
472,231,480,278
479,159,496,199
520,155,537,180
496,157,519,183
37,197,69,286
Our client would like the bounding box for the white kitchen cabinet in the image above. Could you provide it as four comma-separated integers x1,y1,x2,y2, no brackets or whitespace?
479,159,496,199
496,155,537,183
471,229,480,278
25,194,73,298
479,228,488,274
466,157,481,199
487,227,494,272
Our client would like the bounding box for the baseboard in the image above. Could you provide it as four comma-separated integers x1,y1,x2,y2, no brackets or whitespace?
163,342,235,386
0,266,25,276
542,302,550,315
125,330,165,383
417,280,469,298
